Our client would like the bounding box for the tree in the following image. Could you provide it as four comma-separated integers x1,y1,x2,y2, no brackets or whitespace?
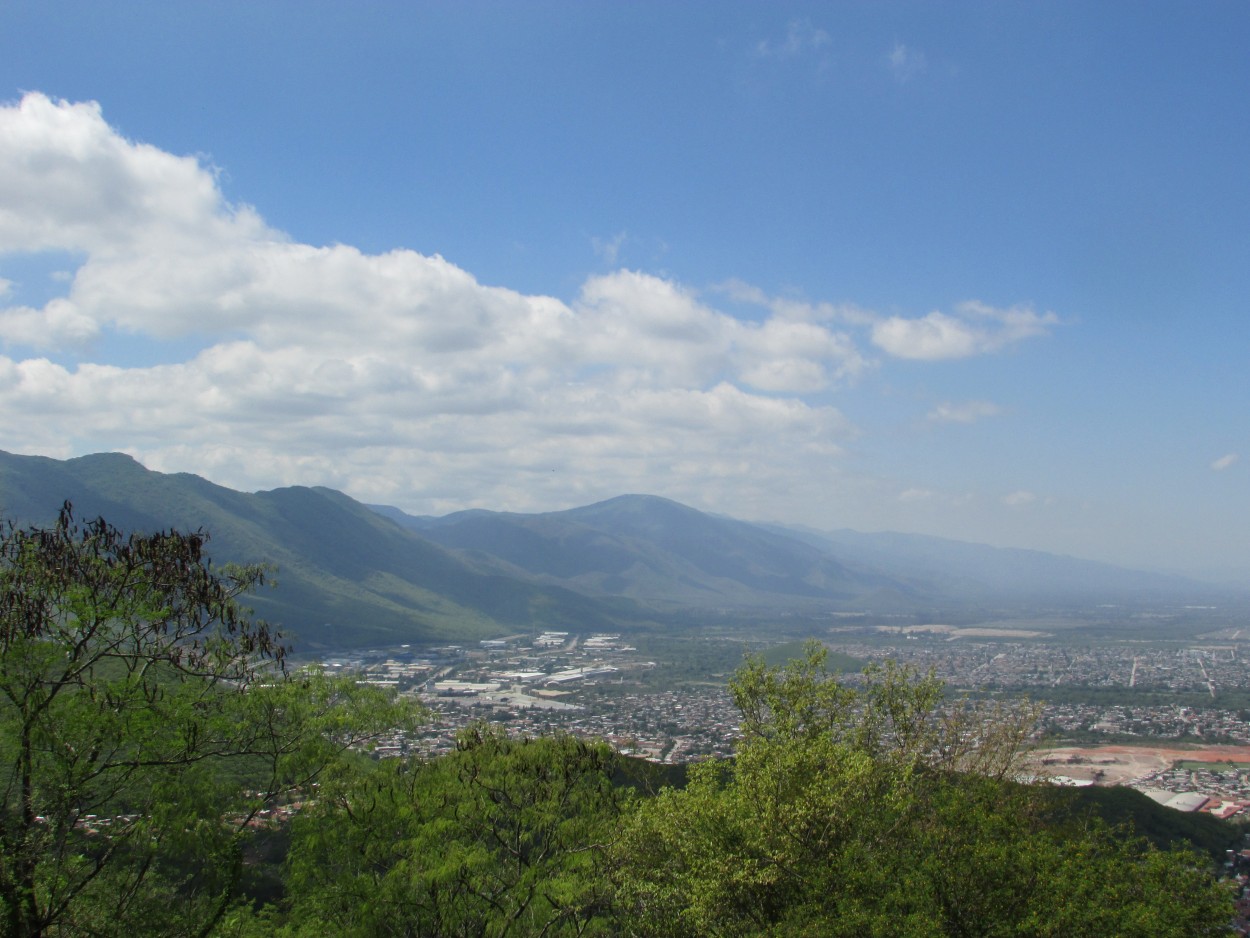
276,724,628,937
0,505,416,937
730,648,1038,780
614,642,1231,936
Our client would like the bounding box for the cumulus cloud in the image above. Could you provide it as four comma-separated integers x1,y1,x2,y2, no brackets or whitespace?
0,92,1067,524
718,282,1055,363
0,93,880,514
928,400,1003,424
712,278,771,308
871,301,1058,360
0,95,270,259
1212,453,1239,471
709,283,879,334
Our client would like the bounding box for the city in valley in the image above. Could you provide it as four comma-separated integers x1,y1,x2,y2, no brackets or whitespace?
318,608,1250,821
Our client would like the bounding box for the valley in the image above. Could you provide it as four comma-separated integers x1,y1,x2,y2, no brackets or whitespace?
315,612,1250,816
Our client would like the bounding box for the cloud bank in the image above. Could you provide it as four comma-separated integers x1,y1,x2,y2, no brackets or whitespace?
0,93,1055,519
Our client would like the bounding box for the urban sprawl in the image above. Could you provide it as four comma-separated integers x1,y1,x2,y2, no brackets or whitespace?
321,623,1250,820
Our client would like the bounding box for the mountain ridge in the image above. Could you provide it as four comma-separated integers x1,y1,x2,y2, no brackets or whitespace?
0,450,641,649
1,450,1235,652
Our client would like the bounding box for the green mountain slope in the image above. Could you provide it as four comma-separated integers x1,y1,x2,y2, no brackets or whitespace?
0,451,642,650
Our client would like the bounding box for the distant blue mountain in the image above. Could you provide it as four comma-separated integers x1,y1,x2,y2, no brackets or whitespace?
378,493,1227,613
764,523,1215,604
376,493,923,610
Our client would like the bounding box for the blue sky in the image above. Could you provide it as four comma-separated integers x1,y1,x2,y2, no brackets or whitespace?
1,2,1247,581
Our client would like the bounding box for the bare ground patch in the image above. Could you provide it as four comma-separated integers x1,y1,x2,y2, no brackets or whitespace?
1029,744,1250,785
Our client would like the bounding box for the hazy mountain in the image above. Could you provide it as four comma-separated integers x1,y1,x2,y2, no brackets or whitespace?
380,494,1225,612
764,523,1214,605
383,495,920,610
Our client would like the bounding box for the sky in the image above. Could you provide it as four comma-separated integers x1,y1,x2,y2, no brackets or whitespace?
0,2,1247,582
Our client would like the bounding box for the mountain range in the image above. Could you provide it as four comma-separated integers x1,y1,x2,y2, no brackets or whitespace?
0,450,1229,651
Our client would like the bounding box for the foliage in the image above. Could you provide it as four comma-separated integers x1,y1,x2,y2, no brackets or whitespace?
0,506,417,937
612,642,1231,936
731,642,1038,780
270,725,628,937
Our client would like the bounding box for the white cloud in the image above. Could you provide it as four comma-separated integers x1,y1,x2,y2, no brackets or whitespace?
872,301,1058,360
0,93,1071,533
0,298,100,348
0,94,269,258
712,283,1055,362
928,400,1003,423
572,270,866,391
873,311,974,360
709,282,878,330
712,278,770,307
1212,453,1239,471
0,93,874,516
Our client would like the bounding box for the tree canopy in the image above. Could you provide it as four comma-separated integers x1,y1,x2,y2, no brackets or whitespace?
0,505,417,937
612,644,1232,936
272,725,626,937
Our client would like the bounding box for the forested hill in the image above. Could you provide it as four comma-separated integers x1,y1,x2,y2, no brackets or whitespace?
0,450,1232,651
0,450,640,649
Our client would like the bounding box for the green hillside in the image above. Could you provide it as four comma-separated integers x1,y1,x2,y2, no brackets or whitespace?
0,451,647,650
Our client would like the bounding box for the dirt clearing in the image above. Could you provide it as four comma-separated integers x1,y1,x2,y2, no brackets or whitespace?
1030,744,1250,785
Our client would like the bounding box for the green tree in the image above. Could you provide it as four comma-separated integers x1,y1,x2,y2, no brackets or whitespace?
614,642,1230,936
276,724,628,937
0,505,417,937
